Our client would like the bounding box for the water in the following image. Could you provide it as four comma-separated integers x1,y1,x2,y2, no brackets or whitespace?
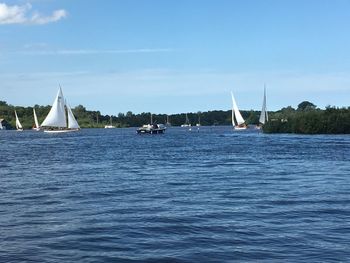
1,127,350,262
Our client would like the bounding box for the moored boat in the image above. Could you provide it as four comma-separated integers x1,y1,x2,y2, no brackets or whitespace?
137,123,166,134
181,113,191,127
137,113,166,134
105,116,116,128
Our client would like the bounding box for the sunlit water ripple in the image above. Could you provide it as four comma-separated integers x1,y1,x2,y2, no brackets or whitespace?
1,127,350,262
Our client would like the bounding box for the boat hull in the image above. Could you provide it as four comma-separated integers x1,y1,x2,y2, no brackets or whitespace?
234,126,247,130
137,129,165,134
137,127,165,134
44,129,80,133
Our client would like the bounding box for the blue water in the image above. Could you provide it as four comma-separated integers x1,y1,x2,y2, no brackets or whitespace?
1,127,350,262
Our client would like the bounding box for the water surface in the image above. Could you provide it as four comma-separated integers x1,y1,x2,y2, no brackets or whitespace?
1,127,350,262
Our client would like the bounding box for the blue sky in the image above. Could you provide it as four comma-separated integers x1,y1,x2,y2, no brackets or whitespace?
1,0,350,114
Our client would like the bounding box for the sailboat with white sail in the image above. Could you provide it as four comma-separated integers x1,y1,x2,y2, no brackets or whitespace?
181,113,191,127
41,87,80,133
257,86,268,129
231,91,247,130
15,110,23,131
32,108,40,131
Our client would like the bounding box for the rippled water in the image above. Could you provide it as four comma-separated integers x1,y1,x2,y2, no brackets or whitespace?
1,127,350,262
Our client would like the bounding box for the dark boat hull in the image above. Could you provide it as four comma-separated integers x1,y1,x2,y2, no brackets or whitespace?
137,128,165,134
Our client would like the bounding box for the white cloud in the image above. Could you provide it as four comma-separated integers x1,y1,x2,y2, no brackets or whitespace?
0,3,29,24
18,48,174,55
29,9,66,25
0,2,66,25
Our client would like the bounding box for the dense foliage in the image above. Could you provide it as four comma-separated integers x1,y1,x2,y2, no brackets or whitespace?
263,101,350,134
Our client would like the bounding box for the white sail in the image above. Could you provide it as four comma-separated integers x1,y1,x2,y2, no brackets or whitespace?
231,91,245,125
66,103,80,129
15,110,23,130
259,87,268,124
41,88,67,128
33,108,40,129
231,99,235,127
0,121,3,130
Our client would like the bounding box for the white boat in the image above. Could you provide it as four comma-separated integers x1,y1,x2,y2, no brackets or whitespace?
196,115,201,127
165,115,171,127
15,110,23,131
0,119,4,130
137,113,166,134
41,87,80,133
137,123,166,134
104,116,116,128
32,108,40,131
181,113,191,127
231,91,247,130
257,86,268,129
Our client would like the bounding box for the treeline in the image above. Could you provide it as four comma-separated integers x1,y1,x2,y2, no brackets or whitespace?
0,100,261,129
263,101,350,134
2,100,350,134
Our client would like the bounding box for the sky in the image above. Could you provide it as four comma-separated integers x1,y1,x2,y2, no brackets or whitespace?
0,0,350,114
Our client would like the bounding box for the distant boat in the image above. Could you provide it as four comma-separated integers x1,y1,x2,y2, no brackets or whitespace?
231,91,247,130
41,87,80,133
32,108,40,131
196,115,201,127
165,115,171,127
181,113,191,127
105,116,116,128
15,110,23,131
257,86,268,129
137,123,166,134
137,113,166,134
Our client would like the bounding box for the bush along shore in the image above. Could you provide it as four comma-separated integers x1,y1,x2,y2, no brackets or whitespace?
263,101,350,134
1,100,350,134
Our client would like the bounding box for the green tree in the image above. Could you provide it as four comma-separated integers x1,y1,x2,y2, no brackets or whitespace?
297,101,316,111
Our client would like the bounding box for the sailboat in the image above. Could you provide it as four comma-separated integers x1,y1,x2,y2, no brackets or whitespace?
196,115,201,127
0,119,4,130
104,116,116,128
15,110,23,131
32,108,40,131
165,115,171,127
231,91,247,130
41,87,80,133
257,86,268,129
181,113,191,127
